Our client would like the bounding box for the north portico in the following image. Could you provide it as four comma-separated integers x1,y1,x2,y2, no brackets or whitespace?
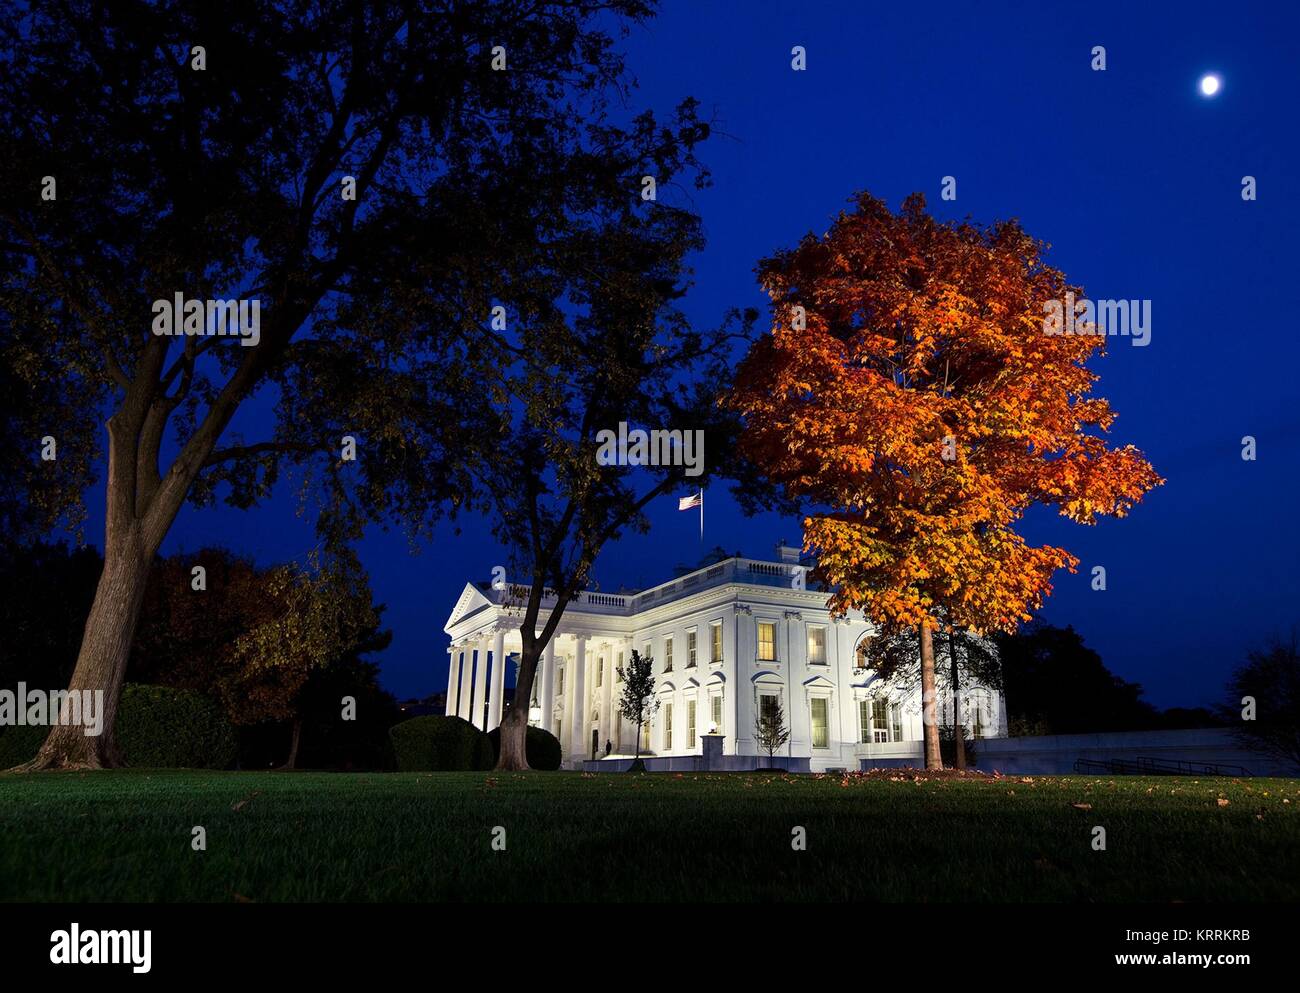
442,543,1007,771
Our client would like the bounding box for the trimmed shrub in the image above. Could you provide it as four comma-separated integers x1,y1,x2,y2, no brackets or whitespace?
389,715,493,771
0,723,47,768
0,684,236,769
117,684,238,768
486,724,563,771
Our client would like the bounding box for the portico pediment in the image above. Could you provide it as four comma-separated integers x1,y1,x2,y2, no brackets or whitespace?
444,582,494,634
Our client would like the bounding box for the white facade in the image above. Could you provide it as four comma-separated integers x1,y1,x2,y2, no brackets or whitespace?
442,544,1007,772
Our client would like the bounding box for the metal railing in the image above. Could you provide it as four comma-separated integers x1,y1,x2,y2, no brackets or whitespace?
1073,756,1253,777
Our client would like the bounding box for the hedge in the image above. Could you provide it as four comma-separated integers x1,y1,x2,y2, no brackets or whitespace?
389,715,493,771
0,684,236,769
0,723,48,768
116,684,238,768
487,724,563,771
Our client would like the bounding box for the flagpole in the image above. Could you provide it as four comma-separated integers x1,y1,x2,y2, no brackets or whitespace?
699,488,704,542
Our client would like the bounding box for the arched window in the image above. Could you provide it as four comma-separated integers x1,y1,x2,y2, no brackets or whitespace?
854,635,873,671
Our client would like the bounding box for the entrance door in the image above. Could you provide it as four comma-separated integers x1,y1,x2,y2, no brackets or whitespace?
591,728,599,760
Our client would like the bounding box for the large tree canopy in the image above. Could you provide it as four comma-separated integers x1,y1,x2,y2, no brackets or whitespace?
337,73,757,767
730,192,1162,767
0,0,676,768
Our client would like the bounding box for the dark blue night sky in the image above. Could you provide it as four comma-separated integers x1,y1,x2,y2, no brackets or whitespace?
72,1,1300,708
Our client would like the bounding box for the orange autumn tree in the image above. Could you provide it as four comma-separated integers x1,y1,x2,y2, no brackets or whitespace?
730,192,1161,768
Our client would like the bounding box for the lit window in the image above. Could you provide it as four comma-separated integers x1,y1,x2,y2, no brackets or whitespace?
807,626,826,664
664,637,673,672
871,697,889,742
596,658,603,688
858,700,871,743
687,630,697,667
711,622,723,663
616,652,623,681
687,699,697,748
811,697,829,748
663,703,673,751
711,693,723,733
757,622,775,661
891,703,903,743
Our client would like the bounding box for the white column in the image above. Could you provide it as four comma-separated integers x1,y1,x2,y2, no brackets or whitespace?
541,637,557,733
597,645,610,753
470,638,489,729
457,646,474,721
488,628,507,729
569,635,587,762
734,608,755,755
446,646,462,717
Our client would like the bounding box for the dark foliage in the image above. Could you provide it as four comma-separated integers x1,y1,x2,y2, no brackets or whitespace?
487,724,562,771
994,622,1159,734
0,542,103,689
1219,633,1300,768
389,716,493,772
0,683,236,768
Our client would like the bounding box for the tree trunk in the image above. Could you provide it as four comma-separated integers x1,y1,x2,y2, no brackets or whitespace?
919,623,943,770
279,716,303,771
947,627,966,770
496,640,540,771
14,529,151,770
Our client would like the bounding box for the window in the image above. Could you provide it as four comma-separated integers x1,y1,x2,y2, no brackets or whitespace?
854,637,872,670
616,651,623,681
757,622,775,661
687,699,697,748
871,697,889,742
711,693,723,734
687,629,697,667
557,666,564,695
807,626,826,665
811,697,829,748
891,703,903,743
760,693,780,724
643,641,651,662
640,721,650,752
663,703,673,751
664,636,673,672
555,719,562,745
596,658,603,688
711,621,723,663
971,690,991,739
859,699,871,743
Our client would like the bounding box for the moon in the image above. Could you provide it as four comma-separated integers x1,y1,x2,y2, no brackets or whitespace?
1199,73,1221,96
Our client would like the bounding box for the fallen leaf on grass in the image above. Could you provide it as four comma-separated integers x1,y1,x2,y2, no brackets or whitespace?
231,790,262,812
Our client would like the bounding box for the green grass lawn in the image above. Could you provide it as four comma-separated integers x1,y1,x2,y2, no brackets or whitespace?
1,769,1296,902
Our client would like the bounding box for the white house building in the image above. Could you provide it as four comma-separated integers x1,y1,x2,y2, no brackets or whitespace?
442,543,1007,771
